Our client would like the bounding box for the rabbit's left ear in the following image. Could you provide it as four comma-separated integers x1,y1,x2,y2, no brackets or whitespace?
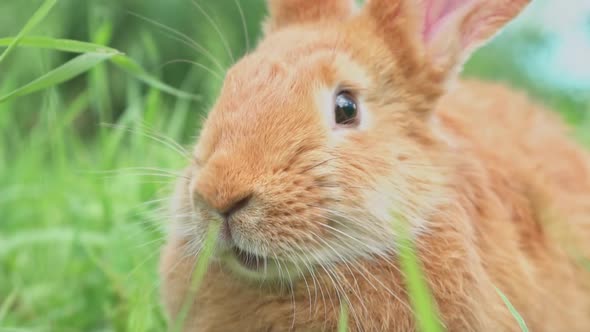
265,0,357,32
364,0,530,81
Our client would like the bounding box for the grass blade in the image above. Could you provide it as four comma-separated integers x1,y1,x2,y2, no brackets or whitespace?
0,36,119,54
111,55,201,101
0,0,57,64
171,222,221,332
393,213,444,332
398,240,444,332
0,228,107,258
495,286,529,332
0,52,118,103
0,37,199,101
337,302,349,332
0,289,18,322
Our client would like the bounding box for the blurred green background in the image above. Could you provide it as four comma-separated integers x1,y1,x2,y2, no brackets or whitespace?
0,0,588,331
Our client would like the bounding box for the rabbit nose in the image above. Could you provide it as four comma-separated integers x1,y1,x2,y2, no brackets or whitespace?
220,194,252,220
191,157,255,219
193,177,254,218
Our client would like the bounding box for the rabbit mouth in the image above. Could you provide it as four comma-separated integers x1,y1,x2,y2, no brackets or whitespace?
221,245,303,282
231,246,266,271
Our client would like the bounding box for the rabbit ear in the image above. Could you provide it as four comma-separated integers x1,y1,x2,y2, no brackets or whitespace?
365,0,530,81
265,0,357,31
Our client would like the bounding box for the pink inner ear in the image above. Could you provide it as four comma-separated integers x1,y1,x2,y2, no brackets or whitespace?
422,0,471,42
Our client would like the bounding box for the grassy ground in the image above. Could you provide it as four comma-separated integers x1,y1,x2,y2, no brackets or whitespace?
0,1,588,331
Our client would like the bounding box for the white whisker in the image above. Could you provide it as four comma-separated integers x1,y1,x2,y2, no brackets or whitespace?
233,0,250,51
127,11,226,73
191,1,235,64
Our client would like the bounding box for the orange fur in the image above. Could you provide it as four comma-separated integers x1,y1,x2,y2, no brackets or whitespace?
160,0,590,331
265,0,357,32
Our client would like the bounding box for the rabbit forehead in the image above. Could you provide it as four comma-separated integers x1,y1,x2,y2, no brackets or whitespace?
196,41,373,162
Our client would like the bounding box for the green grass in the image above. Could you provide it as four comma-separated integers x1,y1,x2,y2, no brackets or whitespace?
0,1,588,331
396,221,444,332
0,0,56,64
171,223,220,332
338,302,350,332
495,287,529,332
0,2,252,329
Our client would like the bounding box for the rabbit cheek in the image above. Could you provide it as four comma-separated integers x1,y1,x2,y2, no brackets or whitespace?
260,176,334,255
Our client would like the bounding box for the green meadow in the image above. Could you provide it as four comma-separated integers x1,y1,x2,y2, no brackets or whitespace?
0,0,588,331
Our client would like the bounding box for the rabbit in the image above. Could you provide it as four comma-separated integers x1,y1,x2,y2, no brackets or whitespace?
159,0,590,331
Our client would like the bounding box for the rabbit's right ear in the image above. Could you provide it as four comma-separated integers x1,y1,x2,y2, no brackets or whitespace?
363,0,530,83
265,0,357,32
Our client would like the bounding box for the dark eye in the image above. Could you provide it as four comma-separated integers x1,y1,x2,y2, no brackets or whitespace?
334,91,358,126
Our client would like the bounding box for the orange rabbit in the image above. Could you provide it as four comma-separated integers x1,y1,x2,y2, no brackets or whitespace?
159,0,590,331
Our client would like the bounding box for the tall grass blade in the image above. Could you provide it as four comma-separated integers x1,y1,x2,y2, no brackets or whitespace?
398,241,444,332
394,214,444,332
495,286,529,332
0,0,57,64
171,222,221,332
111,55,201,101
0,37,200,100
0,36,119,54
0,289,18,322
337,302,349,332
0,52,117,103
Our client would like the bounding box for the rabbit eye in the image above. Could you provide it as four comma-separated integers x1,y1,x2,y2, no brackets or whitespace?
334,91,358,126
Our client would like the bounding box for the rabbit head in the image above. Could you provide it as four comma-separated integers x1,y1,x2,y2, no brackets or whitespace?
171,0,530,280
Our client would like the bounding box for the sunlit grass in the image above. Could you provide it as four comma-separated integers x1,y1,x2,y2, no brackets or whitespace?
0,10,192,331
